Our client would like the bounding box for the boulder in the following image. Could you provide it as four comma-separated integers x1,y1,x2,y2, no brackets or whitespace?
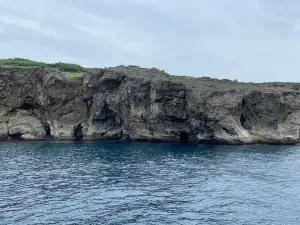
8,110,46,139
21,134,44,141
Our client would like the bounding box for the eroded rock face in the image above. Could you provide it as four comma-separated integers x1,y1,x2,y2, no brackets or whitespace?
8,110,46,138
0,123,8,140
1,66,300,144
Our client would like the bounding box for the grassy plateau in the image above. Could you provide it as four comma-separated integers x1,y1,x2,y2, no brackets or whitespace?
0,58,86,78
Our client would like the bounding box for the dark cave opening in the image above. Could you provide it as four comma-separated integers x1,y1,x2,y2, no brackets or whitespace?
21,97,36,110
44,124,51,137
240,113,246,127
179,132,189,144
20,102,35,110
74,124,83,141
241,98,246,108
240,98,247,129
9,133,22,140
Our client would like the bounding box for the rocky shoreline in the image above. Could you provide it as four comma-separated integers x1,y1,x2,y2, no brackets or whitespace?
1,66,300,144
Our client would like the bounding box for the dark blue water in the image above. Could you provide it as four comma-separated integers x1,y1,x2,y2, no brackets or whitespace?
1,142,300,224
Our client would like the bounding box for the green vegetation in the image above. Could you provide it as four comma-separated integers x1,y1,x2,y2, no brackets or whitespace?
0,58,86,77
49,62,85,73
0,58,47,68
65,72,84,78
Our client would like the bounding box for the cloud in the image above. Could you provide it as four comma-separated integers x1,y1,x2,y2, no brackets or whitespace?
0,0,300,82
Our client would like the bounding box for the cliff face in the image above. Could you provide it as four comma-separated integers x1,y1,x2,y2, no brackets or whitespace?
1,67,300,144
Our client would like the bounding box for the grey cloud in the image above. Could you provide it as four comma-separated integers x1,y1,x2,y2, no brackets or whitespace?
0,0,300,82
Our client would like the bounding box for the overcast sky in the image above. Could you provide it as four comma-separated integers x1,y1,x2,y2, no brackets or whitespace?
0,0,300,82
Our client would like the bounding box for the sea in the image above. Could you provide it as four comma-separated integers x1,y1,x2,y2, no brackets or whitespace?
1,141,300,224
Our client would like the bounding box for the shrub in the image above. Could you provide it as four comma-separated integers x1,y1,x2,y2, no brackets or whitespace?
0,58,86,73
48,62,85,72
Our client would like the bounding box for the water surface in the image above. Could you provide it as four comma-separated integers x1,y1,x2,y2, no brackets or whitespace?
1,142,300,224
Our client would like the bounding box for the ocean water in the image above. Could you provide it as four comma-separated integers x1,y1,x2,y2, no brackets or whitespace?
1,142,300,225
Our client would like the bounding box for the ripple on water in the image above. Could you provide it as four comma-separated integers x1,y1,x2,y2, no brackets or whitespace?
0,142,300,224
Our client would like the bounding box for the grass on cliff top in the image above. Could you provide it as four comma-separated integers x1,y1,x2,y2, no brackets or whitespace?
0,58,86,74
65,72,84,78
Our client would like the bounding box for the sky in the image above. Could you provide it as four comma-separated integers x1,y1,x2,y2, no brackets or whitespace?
0,0,300,82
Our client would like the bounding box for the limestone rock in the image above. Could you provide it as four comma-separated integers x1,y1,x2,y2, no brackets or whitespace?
1,66,300,144
21,134,44,141
0,122,8,140
8,110,46,138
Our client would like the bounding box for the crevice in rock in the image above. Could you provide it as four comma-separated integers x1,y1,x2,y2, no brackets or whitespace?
73,124,83,141
241,97,246,108
84,99,93,119
179,131,189,144
167,115,187,122
240,98,248,129
44,124,52,138
240,113,246,128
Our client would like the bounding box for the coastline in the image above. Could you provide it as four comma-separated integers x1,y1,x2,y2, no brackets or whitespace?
0,65,300,145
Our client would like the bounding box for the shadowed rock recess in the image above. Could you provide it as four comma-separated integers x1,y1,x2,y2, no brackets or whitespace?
1,66,300,144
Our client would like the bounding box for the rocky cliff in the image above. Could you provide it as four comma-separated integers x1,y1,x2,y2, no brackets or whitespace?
0,66,300,144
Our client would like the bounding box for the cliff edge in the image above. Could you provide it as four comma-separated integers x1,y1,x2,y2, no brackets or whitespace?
0,66,300,144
